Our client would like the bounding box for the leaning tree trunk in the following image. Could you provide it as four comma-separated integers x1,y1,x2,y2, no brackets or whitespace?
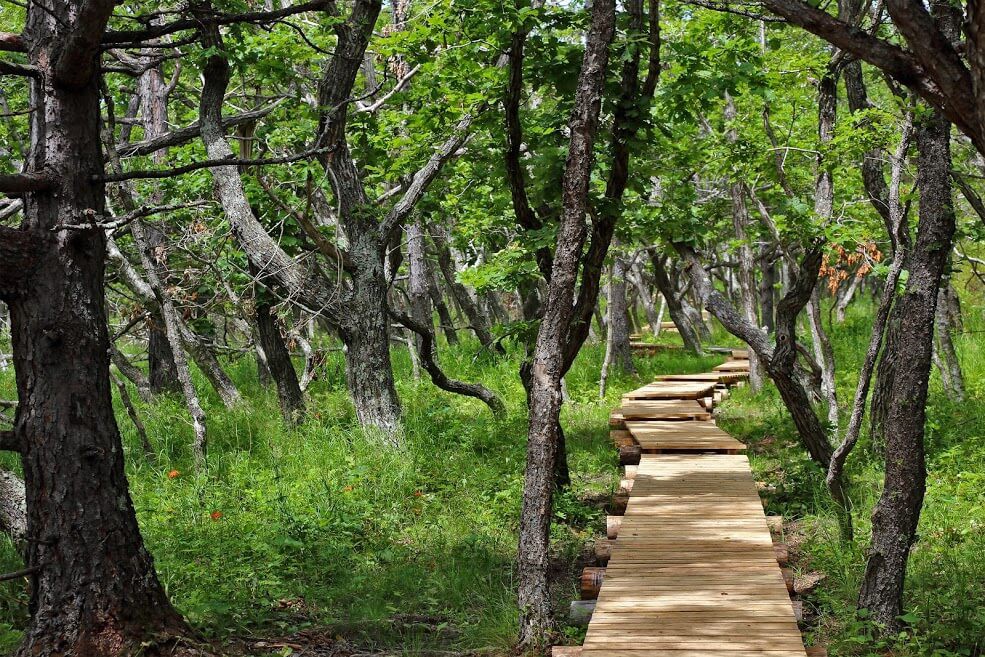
255,297,306,426
0,4,191,653
858,109,957,633
650,253,703,354
517,0,615,648
429,225,498,351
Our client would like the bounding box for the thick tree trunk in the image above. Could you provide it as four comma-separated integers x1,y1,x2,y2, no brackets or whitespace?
858,109,957,633
340,249,403,441
517,1,615,648
148,316,181,394
2,5,191,652
255,298,306,425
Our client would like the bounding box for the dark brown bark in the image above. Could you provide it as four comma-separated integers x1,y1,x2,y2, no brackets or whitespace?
3,2,191,653
517,0,615,648
858,108,957,633
255,298,306,426
390,309,504,414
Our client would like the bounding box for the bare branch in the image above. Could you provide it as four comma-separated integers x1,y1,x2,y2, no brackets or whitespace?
0,171,54,194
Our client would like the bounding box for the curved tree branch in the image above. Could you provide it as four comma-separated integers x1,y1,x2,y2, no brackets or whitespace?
389,309,505,415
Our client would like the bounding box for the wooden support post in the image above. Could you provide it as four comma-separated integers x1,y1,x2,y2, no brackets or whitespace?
623,464,638,479
766,515,784,534
619,477,634,492
618,444,641,465
610,429,634,447
782,567,795,594
611,490,629,515
773,543,790,565
606,515,621,539
568,600,595,626
594,539,612,564
805,647,827,657
792,600,804,623
580,566,605,599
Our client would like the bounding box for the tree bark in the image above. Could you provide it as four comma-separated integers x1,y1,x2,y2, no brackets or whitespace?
0,468,25,550
934,286,965,401
255,297,306,426
650,253,703,353
858,108,957,633
517,0,615,648
3,3,191,653
607,255,636,374
429,225,498,351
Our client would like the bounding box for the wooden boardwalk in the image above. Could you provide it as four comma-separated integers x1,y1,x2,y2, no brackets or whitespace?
558,353,813,657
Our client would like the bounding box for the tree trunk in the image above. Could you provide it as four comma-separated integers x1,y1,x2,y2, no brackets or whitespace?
858,109,957,633
934,286,965,401
759,247,777,334
406,219,432,355
517,0,615,648
650,254,703,353
607,255,636,374
2,5,191,652
834,270,863,322
429,225,498,351
148,315,181,394
341,247,403,441
0,468,25,550
628,260,661,332
255,298,306,425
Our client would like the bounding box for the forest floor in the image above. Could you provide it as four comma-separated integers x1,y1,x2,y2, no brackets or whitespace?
0,300,982,657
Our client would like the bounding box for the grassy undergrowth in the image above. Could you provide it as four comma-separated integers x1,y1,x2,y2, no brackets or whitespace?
718,297,985,657
1,301,982,657
0,333,718,654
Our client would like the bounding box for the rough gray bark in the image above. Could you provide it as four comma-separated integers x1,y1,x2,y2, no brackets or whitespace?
607,255,636,374
406,219,432,356
934,286,965,401
858,108,957,633
627,259,661,332
0,468,25,549
826,116,913,540
809,68,840,431
0,2,191,653
517,0,615,648
834,270,863,322
650,253,703,353
725,94,764,389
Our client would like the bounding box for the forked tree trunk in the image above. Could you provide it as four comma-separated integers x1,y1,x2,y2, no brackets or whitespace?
1,4,191,652
650,253,703,354
858,109,957,633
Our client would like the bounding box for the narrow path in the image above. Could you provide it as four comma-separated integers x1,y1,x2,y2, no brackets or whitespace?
556,352,824,657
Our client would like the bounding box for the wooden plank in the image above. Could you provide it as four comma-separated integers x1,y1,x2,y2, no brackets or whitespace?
581,451,806,657
626,420,745,452
617,399,711,421
622,381,717,400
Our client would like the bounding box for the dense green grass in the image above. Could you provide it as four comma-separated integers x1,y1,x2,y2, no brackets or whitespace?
719,298,985,657
0,332,719,653
0,301,981,656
